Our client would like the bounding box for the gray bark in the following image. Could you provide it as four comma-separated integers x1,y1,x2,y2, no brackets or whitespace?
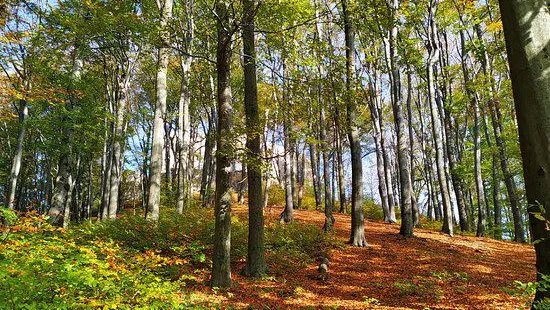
177,56,192,213
497,0,549,302
242,0,266,276
211,0,233,287
7,100,28,210
343,0,366,247
427,0,453,235
147,0,173,221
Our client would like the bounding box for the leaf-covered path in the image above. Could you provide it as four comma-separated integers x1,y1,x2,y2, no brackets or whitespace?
221,206,535,309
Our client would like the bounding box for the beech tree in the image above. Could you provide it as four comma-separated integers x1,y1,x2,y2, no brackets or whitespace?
210,0,234,288
497,0,550,303
242,0,266,277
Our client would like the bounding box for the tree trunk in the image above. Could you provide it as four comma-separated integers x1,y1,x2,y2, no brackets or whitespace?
309,138,322,209
177,56,192,214
280,117,294,223
490,101,524,241
406,72,419,226
49,155,71,227
457,25,487,236
147,0,173,221
427,0,453,235
473,94,487,237
242,0,266,276
320,106,334,231
440,29,468,232
200,112,215,206
366,60,393,223
497,0,550,302
386,0,413,237
343,0,366,247
335,110,346,213
108,70,129,220
7,100,28,210
478,24,526,242
297,144,305,209
211,0,233,288
238,163,246,204
49,50,82,226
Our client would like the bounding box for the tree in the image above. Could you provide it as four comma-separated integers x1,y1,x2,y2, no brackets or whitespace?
342,0,366,247
211,0,233,288
147,0,173,221
497,0,550,303
426,0,453,236
242,0,266,277
176,0,194,214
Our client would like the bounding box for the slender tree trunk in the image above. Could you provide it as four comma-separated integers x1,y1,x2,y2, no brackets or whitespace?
386,0,413,237
50,156,71,227
108,70,129,219
380,120,397,221
242,0,266,276
238,163,246,204
367,64,394,223
335,111,346,213
7,100,28,210
200,114,215,206
165,122,172,188
438,29,468,232
473,94,487,237
490,101,524,241
147,0,173,221
427,0,453,235
406,72,419,226
309,138,322,209
280,117,294,222
477,23,526,242
211,0,233,287
49,50,82,226
87,159,93,220
457,25,487,236
320,106,334,231
262,110,272,208
297,144,305,209
101,143,112,220
497,0,550,302
343,0,366,247
177,56,192,213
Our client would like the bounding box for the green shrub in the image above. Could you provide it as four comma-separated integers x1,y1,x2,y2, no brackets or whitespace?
266,184,285,207
0,206,17,227
363,198,384,221
0,202,340,309
0,213,210,309
503,277,550,309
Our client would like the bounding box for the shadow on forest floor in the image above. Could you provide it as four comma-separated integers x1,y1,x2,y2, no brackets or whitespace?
212,205,535,309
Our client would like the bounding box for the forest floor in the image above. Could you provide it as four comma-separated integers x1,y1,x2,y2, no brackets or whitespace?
207,205,535,309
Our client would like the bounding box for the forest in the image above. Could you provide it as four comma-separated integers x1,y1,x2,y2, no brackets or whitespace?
1,0,549,308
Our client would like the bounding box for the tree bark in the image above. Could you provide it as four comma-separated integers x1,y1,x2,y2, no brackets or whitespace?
497,0,550,302
320,106,334,231
343,0,366,247
426,0,453,235
386,0,413,237
108,69,129,220
242,0,266,276
211,0,233,287
280,116,294,223
7,100,28,210
147,0,173,221
334,110,346,213
177,55,192,213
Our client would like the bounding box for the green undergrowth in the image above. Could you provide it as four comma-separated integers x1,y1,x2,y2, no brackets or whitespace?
0,204,339,309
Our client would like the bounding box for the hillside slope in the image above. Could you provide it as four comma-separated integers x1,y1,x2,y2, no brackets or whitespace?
225,206,535,309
